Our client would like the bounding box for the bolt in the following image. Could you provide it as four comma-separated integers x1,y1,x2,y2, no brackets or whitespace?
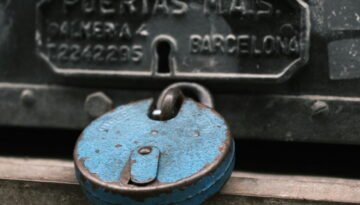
21,89,36,106
84,92,113,118
311,101,329,117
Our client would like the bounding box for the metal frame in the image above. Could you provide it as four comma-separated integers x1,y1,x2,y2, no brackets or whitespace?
2,82,360,145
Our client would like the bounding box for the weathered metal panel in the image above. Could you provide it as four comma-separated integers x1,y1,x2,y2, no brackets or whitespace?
34,0,310,82
1,83,360,144
0,0,360,145
328,39,360,80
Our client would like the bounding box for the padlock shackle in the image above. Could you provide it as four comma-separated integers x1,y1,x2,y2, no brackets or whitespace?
153,82,214,120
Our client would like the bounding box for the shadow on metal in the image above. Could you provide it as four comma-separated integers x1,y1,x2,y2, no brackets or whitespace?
1,127,360,180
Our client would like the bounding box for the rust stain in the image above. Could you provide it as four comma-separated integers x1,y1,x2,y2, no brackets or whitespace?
120,158,133,185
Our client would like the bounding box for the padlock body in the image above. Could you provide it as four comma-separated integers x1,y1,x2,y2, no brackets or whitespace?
74,99,235,205
76,143,234,205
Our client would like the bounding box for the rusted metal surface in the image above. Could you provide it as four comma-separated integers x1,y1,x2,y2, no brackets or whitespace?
3,83,360,145
0,0,360,147
0,157,359,204
33,0,309,82
153,82,214,120
74,98,235,204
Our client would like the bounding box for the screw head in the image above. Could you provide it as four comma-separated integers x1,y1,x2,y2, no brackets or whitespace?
84,92,113,118
311,101,330,117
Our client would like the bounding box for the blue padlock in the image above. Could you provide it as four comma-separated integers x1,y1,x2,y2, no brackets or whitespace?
74,83,235,205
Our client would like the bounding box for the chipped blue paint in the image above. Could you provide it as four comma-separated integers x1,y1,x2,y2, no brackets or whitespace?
75,99,235,205
77,143,234,205
130,146,160,184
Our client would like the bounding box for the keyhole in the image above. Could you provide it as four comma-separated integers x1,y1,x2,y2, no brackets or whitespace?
156,41,171,74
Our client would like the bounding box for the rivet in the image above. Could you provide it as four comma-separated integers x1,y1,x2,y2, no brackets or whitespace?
21,89,36,106
84,92,113,118
311,101,330,117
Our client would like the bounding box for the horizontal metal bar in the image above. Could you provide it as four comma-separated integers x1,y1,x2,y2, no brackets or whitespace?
2,83,360,145
0,157,358,205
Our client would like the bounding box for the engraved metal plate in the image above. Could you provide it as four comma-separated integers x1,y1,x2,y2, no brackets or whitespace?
36,0,310,82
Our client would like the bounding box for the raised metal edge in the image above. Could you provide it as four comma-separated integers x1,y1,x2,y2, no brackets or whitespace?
3,83,360,145
35,0,311,83
0,157,359,204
